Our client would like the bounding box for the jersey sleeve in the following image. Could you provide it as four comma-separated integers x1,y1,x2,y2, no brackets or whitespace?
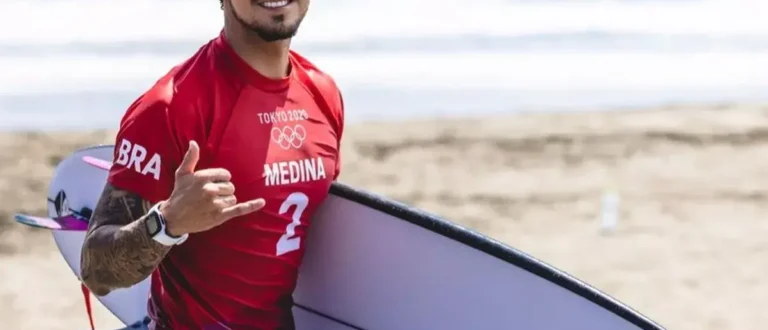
290,52,345,180
333,90,345,180
107,96,185,204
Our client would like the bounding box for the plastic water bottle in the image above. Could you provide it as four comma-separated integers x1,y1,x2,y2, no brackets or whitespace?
600,190,620,233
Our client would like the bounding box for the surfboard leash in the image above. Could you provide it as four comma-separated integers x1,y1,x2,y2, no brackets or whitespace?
81,283,96,330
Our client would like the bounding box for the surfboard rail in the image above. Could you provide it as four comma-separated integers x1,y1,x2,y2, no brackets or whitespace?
328,182,665,330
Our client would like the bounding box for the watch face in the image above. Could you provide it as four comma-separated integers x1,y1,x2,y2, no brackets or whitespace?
145,213,161,237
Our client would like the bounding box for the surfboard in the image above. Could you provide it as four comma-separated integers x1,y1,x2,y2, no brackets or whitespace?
16,145,665,330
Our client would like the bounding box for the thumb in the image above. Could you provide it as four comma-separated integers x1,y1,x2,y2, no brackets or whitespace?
176,140,200,176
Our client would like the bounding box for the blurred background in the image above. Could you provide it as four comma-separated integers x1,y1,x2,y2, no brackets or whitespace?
2,0,768,329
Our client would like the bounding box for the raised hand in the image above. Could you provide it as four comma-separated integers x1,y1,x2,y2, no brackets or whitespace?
161,140,266,236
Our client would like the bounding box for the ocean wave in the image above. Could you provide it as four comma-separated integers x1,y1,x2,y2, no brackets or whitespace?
2,51,766,95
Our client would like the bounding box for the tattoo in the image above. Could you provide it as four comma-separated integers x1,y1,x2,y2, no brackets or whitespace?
80,183,171,296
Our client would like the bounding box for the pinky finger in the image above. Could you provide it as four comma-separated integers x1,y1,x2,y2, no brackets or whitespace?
219,199,266,221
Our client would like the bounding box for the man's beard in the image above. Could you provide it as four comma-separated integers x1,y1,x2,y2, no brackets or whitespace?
229,4,304,42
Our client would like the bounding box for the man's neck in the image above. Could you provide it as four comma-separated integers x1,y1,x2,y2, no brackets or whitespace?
224,25,292,80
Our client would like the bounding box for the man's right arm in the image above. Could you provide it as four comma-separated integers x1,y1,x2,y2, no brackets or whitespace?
80,140,266,296
80,183,171,296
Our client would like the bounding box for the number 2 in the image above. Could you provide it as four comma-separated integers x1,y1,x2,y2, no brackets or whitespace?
276,192,309,256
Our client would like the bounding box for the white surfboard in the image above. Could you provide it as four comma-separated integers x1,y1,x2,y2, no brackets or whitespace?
17,145,664,330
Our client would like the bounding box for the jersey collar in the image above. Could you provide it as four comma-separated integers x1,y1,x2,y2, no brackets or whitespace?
213,30,293,92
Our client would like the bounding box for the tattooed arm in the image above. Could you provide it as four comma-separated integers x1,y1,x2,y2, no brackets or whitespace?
80,140,266,296
80,183,171,296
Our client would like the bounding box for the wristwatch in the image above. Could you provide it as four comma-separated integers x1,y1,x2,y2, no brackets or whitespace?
145,202,189,246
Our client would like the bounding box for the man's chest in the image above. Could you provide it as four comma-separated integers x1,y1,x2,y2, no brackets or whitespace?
208,85,340,202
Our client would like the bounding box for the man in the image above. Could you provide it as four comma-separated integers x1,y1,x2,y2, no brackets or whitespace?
79,0,344,329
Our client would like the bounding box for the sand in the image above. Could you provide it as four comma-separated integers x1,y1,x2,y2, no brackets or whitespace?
3,103,768,330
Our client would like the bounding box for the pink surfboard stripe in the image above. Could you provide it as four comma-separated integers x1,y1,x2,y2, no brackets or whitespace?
14,214,89,231
82,156,112,171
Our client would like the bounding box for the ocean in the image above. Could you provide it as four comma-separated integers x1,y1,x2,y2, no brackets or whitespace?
1,0,767,130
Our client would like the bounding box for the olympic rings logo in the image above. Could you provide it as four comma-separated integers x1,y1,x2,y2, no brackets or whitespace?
271,125,307,149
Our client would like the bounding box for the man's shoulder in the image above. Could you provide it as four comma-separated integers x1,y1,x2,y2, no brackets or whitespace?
156,39,219,107
124,41,219,123
289,50,344,130
290,50,341,97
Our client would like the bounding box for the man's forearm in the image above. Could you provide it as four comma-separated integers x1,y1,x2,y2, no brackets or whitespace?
80,184,171,296
81,218,170,296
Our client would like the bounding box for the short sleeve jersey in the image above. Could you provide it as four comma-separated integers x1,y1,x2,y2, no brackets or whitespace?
107,31,344,330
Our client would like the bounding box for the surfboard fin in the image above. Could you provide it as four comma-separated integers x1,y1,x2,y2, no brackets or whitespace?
13,213,89,231
82,156,112,171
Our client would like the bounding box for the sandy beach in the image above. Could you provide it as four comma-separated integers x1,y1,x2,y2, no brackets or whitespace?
3,103,768,330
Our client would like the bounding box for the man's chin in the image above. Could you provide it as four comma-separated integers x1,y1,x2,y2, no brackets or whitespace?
251,28,299,42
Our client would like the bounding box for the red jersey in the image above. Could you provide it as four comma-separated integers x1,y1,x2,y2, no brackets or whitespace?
107,31,344,330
